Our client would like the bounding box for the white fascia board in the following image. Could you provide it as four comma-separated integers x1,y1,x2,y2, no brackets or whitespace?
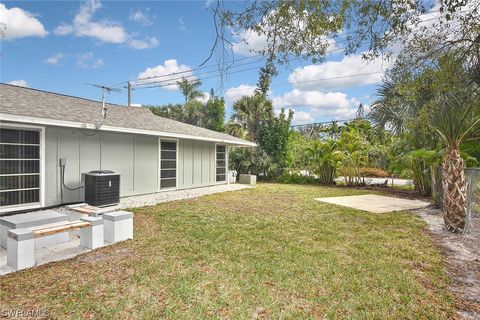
0,113,257,147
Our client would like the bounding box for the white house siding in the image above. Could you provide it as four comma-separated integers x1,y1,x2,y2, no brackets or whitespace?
177,140,217,190
44,127,158,206
43,127,223,207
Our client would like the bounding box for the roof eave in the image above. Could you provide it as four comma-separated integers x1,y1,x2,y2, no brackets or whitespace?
0,113,256,147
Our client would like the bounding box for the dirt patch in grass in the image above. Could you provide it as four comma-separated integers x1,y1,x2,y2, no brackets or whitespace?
415,207,480,319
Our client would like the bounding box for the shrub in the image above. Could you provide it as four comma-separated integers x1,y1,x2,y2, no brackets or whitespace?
359,167,390,178
277,172,322,185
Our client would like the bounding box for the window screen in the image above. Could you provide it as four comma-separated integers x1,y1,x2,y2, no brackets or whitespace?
160,141,176,189
216,145,226,182
0,128,41,207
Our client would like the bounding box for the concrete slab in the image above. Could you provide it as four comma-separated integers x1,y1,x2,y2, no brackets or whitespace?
315,194,431,213
0,234,107,276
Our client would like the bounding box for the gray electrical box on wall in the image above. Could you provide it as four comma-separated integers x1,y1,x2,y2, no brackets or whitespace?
83,170,120,207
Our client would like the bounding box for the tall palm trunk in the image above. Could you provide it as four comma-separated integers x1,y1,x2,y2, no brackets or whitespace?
442,145,466,232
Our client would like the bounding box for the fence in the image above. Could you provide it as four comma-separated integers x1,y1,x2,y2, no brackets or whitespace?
431,166,480,235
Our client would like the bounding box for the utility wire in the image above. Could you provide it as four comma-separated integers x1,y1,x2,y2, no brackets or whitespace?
133,16,459,90
134,9,451,84
81,9,460,104
291,119,357,127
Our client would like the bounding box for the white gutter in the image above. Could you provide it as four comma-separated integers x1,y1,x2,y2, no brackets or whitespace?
0,113,257,147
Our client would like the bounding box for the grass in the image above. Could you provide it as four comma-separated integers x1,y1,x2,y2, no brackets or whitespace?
0,183,453,319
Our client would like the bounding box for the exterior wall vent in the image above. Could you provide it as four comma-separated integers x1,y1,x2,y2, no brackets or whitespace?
84,171,120,207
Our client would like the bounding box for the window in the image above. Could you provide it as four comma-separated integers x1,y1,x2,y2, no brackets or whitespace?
216,145,226,182
0,128,41,207
160,141,176,189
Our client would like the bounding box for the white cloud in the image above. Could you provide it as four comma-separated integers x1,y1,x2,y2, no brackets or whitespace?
224,84,257,103
232,28,338,57
55,0,158,49
55,0,127,43
273,89,357,109
45,53,65,65
128,36,159,49
130,103,142,107
8,79,28,87
137,59,193,91
232,30,268,56
272,88,360,119
0,4,48,40
196,91,210,104
76,52,104,68
288,110,314,125
204,0,215,8
178,17,186,31
288,53,392,91
129,9,154,26
232,8,338,57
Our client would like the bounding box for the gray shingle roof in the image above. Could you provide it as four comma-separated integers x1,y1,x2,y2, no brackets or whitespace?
0,83,255,146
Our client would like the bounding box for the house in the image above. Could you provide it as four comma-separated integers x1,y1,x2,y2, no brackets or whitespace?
0,84,255,214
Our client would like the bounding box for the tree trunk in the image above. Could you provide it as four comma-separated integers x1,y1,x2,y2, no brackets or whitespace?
442,146,467,232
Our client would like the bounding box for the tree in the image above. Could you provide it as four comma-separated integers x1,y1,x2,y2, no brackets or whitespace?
255,62,277,96
147,89,225,132
176,77,204,104
355,103,365,120
305,140,338,184
203,95,226,132
210,1,477,75
431,87,480,232
149,104,184,121
336,125,370,186
370,54,480,232
231,94,273,143
257,108,293,173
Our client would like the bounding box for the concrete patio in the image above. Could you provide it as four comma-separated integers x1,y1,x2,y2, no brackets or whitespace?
315,194,432,213
0,233,93,276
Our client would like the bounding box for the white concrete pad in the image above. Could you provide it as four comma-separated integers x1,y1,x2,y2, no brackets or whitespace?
0,234,111,276
315,194,431,213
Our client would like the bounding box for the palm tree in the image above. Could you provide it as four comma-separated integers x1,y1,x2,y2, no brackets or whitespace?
231,94,273,143
176,77,204,104
305,140,338,184
430,88,480,232
225,121,247,139
370,56,480,232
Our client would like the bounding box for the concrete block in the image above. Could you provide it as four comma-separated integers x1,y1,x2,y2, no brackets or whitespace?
103,211,133,243
1,211,69,249
239,174,256,185
7,229,35,270
80,217,104,249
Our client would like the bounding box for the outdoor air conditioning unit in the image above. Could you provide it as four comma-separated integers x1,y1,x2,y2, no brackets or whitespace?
84,170,120,207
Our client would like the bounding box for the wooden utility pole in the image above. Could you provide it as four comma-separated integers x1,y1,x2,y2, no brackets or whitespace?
127,81,131,107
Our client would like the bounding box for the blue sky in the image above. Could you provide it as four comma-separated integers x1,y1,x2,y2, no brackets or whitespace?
1,0,403,124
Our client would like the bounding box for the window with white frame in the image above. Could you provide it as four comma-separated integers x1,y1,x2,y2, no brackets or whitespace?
0,128,41,207
216,145,226,182
160,140,177,189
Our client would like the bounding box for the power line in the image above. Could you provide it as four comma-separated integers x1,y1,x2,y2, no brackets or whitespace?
134,46,351,90
134,57,267,87
136,54,265,82
85,9,462,104
133,16,458,91
291,119,357,128
225,71,385,93
136,65,265,90
134,9,452,85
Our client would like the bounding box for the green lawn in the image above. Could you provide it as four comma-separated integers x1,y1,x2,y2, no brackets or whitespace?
0,184,453,319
